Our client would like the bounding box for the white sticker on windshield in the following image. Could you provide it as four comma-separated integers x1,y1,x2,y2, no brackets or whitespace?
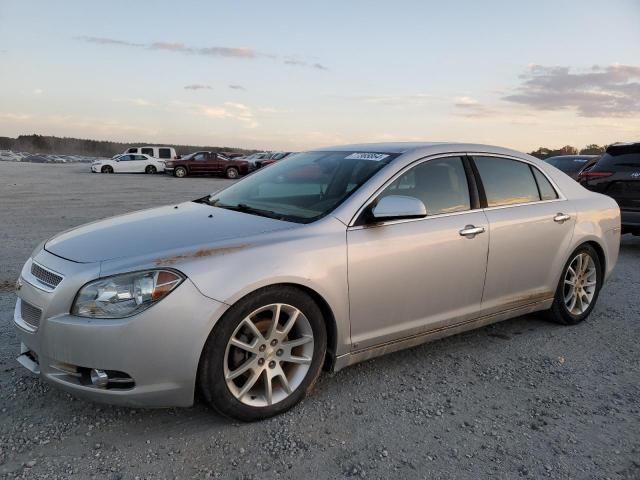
344,152,390,161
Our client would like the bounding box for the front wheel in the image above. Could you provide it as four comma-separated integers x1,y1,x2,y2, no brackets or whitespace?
225,167,239,179
174,166,187,178
547,244,602,325
145,165,157,174
198,286,327,421
101,165,114,174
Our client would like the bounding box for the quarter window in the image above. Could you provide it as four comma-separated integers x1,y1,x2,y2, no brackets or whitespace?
380,157,471,215
474,157,540,207
141,148,154,156
127,148,137,154
531,167,558,201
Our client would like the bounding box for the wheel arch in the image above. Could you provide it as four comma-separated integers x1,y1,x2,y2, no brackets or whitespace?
582,240,606,274
199,281,340,376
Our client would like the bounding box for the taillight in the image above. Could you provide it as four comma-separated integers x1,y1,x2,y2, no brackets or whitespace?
578,171,613,179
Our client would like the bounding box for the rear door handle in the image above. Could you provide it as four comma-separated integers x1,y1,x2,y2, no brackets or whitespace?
554,213,571,223
459,225,485,238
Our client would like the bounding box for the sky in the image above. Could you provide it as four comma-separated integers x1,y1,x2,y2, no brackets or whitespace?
0,0,639,152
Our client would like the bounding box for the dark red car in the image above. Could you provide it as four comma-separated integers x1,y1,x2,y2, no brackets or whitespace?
165,151,251,179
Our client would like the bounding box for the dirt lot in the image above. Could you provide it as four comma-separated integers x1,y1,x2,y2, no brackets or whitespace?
1,162,639,479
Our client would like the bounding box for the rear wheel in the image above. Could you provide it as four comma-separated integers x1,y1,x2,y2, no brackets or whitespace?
101,165,113,174
145,165,157,174
198,286,326,421
547,244,602,325
226,167,239,179
174,166,187,178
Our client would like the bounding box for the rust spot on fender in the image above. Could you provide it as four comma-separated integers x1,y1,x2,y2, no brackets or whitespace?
154,244,249,266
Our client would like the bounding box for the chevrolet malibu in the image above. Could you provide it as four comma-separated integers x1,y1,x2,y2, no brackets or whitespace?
14,143,620,421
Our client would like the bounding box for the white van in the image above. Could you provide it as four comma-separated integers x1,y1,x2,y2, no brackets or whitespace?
124,146,178,160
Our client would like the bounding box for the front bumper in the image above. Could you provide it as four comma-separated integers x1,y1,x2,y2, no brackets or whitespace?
14,250,227,407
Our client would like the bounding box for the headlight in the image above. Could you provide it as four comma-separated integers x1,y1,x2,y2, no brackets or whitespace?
72,269,184,319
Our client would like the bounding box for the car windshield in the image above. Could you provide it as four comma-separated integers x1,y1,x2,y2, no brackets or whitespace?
205,151,396,223
546,156,594,173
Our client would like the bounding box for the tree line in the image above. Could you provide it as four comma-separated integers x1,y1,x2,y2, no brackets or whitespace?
0,135,257,158
529,144,606,159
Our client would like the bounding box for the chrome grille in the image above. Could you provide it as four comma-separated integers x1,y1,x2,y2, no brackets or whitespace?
31,263,63,289
20,301,42,330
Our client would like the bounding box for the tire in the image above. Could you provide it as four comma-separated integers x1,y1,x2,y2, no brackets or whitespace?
174,166,187,178
225,167,239,179
547,244,602,325
101,165,113,174
198,286,327,421
145,165,157,174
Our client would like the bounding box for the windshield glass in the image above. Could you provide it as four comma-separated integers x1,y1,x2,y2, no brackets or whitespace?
207,151,396,223
546,156,594,173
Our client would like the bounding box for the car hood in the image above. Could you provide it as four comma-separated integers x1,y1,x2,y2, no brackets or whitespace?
45,201,295,263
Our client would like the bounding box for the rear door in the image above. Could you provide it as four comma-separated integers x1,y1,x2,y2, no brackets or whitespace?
471,155,576,315
141,147,155,158
129,154,149,172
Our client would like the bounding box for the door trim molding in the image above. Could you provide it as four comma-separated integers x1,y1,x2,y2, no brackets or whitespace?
333,296,553,372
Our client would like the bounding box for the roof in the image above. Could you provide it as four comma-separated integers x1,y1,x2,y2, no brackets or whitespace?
312,142,532,160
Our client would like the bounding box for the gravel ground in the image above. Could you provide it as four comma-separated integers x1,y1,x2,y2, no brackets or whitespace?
1,162,639,479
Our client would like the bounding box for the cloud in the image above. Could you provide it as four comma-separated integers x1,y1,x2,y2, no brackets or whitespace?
339,93,436,106
74,36,144,48
284,58,329,70
76,36,326,69
0,112,32,121
503,64,640,117
228,84,246,91
174,101,259,128
33,88,43,95
454,96,498,118
184,84,212,90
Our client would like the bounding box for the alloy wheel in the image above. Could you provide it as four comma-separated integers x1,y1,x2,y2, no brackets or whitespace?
223,303,314,407
563,252,597,315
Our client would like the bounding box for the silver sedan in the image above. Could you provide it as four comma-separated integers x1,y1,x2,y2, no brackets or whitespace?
14,143,621,421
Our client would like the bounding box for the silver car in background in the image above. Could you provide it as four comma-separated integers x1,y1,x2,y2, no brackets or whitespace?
14,143,620,421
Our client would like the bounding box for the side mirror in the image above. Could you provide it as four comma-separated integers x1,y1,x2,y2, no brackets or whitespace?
371,195,427,221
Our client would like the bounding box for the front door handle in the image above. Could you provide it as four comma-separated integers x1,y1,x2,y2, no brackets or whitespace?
459,225,485,238
554,213,571,223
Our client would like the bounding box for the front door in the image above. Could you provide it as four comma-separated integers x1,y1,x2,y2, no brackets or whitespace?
347,156,489,350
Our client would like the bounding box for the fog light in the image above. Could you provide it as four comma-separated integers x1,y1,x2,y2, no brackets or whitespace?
90,369,109,388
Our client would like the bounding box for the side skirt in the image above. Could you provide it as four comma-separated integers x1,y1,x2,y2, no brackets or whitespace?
332,298,553,372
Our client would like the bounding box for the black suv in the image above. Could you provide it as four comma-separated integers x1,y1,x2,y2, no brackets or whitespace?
579,142,640,235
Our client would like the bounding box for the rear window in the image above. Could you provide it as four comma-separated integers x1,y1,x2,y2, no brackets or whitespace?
158,148,171,159
474,156,540,207
594,152,640,170
546,156,592,174
532,167,558,201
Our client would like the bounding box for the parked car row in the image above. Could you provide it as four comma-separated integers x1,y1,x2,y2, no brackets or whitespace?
91,146,298,178
545,141,640,235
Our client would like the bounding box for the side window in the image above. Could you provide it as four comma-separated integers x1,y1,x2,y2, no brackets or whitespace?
136,155,147,161
127,148,137,154
194,153,207,161
474,157,540,207
531,167,558,201
380,157,470,215
141,148,154,156
158,148,171,159
119,155,130,161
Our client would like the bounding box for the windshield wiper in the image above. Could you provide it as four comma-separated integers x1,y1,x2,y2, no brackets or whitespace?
213,201,287,220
